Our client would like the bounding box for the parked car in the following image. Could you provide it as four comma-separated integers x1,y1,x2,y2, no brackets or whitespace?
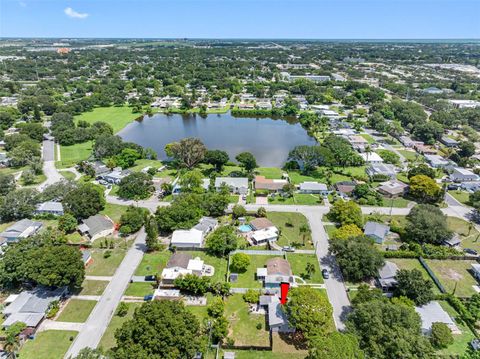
282,246,295,252
464,248,478,255
447,184,459,190
144,275,156,281
144,294,154,301
322,269,330,279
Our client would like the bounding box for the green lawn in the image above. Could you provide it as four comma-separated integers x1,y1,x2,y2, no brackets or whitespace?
397,150,422,162
124,282,155,297
446,217,480,252
225,294,271,347
19,173,47,186
362,196,412,208
438,301,476,357
59,170,77,181
0,165,27,176
76,280,109,296
388,258,440,293
185,251,228,283
99,302,142,350
86,246,128,276
58,141,92,168
187,304,210,324
268,193,322,206
267,212,313,249
56,299,97,322
135,250,172,276
231,255,283,288
20,330,78,359
230,195,240,203
256,167,284,179
217,350,306,359
286,253,323,284
425,259,478,298
74,106,140,134
100,203,128,223
448,190,470,206
360,133,375,144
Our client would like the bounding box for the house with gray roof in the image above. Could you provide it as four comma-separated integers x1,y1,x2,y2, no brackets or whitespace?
0,152,10,167
35,201,64,216
441,136,459,148
78,214,114,241
259,295,293,333
298,181,329,195
364,221,390,244
0,219,43,243
425,154,450,169
450,167,480,183
415,301,459,335
366,163,397,180
193,217,218,235
100,168,131,184
377,261,399,291
214,177,248,195
2,286,67,329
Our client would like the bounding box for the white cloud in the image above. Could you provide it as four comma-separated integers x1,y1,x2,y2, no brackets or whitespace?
64,7,89,19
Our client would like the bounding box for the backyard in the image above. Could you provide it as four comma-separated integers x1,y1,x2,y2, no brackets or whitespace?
230,254,284,288
135,250,172,276
388,258,440,293
185,251,229,283
19,330,78,359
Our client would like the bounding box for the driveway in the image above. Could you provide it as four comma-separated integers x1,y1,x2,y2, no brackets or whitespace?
64,228,147,358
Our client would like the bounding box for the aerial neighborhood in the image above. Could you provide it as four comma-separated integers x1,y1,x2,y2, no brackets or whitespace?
1,37,480,359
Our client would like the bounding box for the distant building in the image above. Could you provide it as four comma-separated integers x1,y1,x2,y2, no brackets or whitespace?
425,154,450,169
471,263,480,281
0,219,43,243
366,163,397,179
78,214,114,241
360,152,383,164
449,100,480,109
441,136,459,148
364,221,390,244
422,87,444,95
35,201,64,216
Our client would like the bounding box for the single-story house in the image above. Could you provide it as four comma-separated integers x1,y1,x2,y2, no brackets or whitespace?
415,144,437,155
259,295,292,333
377,180,409,198
364,221,390,244
170,228,204,248
441,136,459,148
100,168,131,185
461,181,480,193
360,152,384,164
214,177,248,195
425,154,450,168
347,135,368,146
35,201,64,216
161,253,192,285
298,182,329,195
89,161,110,176
450,167,479,182
262,258,295,291
399,136,418,148
366,163,397,179
0,152,10,167
415,301,459,335
0,219,43,243
250,227,279,246
422,87,444,95
377,261,399,291
78,214,114,241
254,176,288,192
335,181,356,197
193,217,218,235
2,287,68,330
153,288,181,301
250,218,275,231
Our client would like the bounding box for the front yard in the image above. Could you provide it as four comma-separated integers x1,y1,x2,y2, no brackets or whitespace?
56,299,97,322
267,212,313,249
85,244,130,276
268,193,322,206
286,253,323,284
76,280,109,296
99,302,142,350
134,250,172,276
230,254,283,288
19,330,78,359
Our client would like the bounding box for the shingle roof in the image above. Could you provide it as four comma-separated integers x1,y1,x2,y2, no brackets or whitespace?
80,215,113,237
266,258,292,276
166,253,192,269
364,221,390,240
250,218,275,231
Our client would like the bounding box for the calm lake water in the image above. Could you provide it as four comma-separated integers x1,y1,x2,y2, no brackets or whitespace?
118,112,316,167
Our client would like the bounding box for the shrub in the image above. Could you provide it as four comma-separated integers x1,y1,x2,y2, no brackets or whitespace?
430,322,454,349
116,302,129,317
230,253,250,273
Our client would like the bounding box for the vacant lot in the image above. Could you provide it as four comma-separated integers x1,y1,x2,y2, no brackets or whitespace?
388,258,440,293
269,193,322,206
426,259,478,298
76,280,109,296
56,299,97,322
74,106,140,133
99,302,142,350
20,330,77,359
225,294,270,347
86,246,128,276
267,212,313,249
135,250,172,276
58,141,92,168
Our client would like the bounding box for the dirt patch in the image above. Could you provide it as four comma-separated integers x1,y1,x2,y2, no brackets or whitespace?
440,268,463,281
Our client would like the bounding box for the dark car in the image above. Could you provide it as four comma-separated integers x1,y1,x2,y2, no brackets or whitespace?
144,275,156,281
447,184,459,190
144,294,154,301
464,248,478,256
322,269,330,279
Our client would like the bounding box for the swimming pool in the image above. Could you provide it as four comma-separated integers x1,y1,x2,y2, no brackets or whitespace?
238,224,252,233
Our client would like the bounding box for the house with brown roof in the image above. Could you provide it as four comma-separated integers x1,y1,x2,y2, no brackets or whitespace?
254,176,288,192
377,180,409,198
250,218,275,231
335,181,356,197
260,258,295,291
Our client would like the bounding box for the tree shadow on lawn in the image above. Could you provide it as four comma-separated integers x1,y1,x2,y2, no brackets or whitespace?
277,332,309,351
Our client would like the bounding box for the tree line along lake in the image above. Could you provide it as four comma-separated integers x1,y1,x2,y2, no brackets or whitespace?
118,112,316,167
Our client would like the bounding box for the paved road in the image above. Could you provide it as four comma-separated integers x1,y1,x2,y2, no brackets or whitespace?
64,228,147,358
38,139,63,192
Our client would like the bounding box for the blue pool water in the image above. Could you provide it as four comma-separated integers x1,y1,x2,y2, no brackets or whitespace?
238,224,252,233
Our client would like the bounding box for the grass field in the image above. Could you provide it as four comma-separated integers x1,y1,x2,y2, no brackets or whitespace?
76,280,109,296
217,350,306,359
100,203,128,223
124,282,155,297
58,141,92,168
59,170,77,181
425,259,478,298
225,294,271,347
286,253,323,284
388,258,440,293
268,193,322,206
438,301,476,357
397,150,422,162
56,299,97,322
446,217,480,252
86,246,128,276
135,250,172,276
448,190,470,206
99,302,142,350
19,173,47,186
231,255,283,288
20,330,78,359
74,106,140,134
267,212,313,249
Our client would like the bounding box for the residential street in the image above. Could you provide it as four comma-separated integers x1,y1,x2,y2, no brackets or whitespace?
37,138,63,192
64,228,147,358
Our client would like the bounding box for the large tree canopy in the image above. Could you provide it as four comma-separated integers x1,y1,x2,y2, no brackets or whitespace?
113,300,202,359
63,183,106,219
405,204,453,245
165,137,207,169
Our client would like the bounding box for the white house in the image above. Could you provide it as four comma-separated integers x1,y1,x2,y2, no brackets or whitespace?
298,182,329,195
360,152,384,164
250,227,279,246
214,177,249,195
425,154,450,169
170,228,204,248
450,167,479,183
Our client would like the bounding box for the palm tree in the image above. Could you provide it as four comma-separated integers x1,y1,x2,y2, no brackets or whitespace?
299,224,311,246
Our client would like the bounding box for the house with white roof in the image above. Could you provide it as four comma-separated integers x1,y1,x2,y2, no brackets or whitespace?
170,228,204,248
425,154,450,169
415,301,459,335
250,227,279,246
450,167,479,183
360,152,384,164
298,182,329,195
214,177,249,195
35,201,64,216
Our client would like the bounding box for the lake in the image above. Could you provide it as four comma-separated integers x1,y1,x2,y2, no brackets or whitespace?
118,112,316,167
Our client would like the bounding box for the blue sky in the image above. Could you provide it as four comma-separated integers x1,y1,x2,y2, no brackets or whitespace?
1,0,479,39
